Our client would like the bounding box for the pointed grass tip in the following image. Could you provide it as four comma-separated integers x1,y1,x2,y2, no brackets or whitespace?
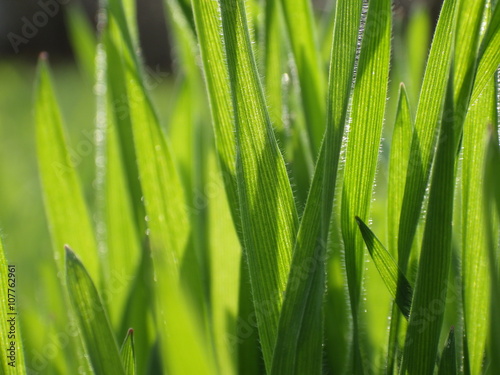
39,51,49,62
355,216,362,226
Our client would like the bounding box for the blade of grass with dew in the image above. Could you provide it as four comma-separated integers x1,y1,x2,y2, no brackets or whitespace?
469,2,500,106
65,246,125,375
355,217,413,319
190,0,239,227
120,329,136,375
397,0,459,272
401,83,458,375
339,0,391,369
35,56,100,287
462,76,496,375
386,83,413,373
106,2,215,373
270,0,363,372
66,5,96,79
219,0,299,370
0,239,26,375
484,127,500,375
207,151,241,375
438,327,457,375
279,0,325,153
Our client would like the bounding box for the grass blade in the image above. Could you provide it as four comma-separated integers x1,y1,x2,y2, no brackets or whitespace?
120,328,136,375
279,0,325,152
65,246,125,375
35,55,101,286
219,0,299,370
438,327,457,375
355,217,413,319
398,0,459,271
402,83,458,375
0,239,27,375
461,72,496,375
271,1,363,372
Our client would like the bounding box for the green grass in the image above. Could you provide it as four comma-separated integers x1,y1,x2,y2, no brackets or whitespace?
0,0,500,374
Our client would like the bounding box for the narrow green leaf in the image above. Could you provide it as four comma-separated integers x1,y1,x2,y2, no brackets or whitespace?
219,0,299,370
35,55,101,286
398,0,459,271
402,83,457,375
355,217,413,319
65,246,125,375
340,0,391,315
279,0,325,152
462,72,496,375
470,2,500,105
271,1,363,373
388,84,413,257
66,5,96,79
438,327,457,375
120,328,136,375
0,240,26,375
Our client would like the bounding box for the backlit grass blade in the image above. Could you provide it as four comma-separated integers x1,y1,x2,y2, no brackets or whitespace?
484,128,500,375
398,0,459,271
461,75,496,375
66,5,96,79
207,152,241,375
402,84,458,375
35,55,101,286
120,328,136,375
355,217,413,319
388,84,413,257
65,246,125,375
438,327,457,375
470,2,500,105
190,0,240,226
219,0,299,370
106,1,215,373
339,0,391,369
271,0,363,372
279,0,325,152
0,239,26,375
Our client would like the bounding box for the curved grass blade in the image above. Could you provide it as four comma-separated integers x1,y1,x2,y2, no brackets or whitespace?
35,56,100,286
66,5,96,79
279,0,325,152
120,328,136,375
190,0,240,227
402,82,458,375
65,246,125,375
462,75,496,375
219,0,299,370
0,239,27,375
438,327,457,375
484,127,500,375
106,2,215,373
355,217,413,319
270,0,363,373
397,0,459,271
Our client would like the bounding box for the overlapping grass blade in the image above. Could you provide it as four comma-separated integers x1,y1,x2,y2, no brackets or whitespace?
279,0,325,152
438,327,457,375
355,217,413,319
105,1,215,373
461,75,496,375
66,5,96,79
339,0,391,369
470,2,500,105
120,328,136,375
484,127,500,375
397,0,459,271
271,0,363,372
218,0,299,370
65,246,125,375
402,84,458,375
35,56,101,286
0,239,26,375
